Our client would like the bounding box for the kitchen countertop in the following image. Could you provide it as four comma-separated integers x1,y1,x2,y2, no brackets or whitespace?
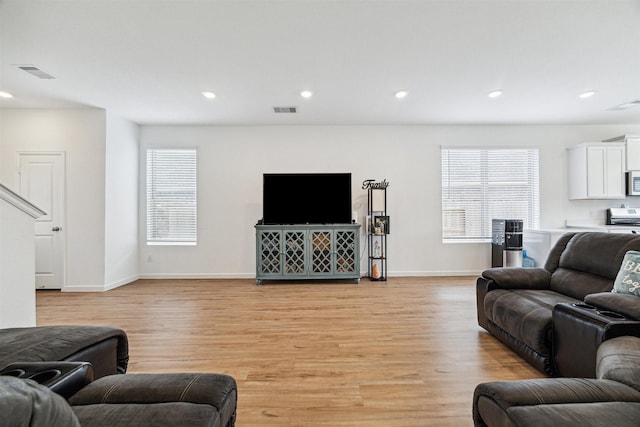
565,222,640,231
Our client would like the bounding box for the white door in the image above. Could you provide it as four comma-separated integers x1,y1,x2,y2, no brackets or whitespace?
18,152,65,289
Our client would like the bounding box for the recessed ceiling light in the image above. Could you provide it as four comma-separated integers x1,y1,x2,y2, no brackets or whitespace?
202,91,216,99
394,90,408,99
0,91,13,99
579,90,596,99
488,90,503,98
300,90,313,98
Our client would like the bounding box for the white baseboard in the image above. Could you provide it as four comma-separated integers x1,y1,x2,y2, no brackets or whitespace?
63,272,481,288
61,284,108,292
62,274,140,292
390,270,481,277
139,271,481,280
105,274,140,290
138,272,255,280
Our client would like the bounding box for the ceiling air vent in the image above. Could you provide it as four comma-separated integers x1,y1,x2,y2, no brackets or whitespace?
611,100,640,111
18,66,55,79
273,106,297,113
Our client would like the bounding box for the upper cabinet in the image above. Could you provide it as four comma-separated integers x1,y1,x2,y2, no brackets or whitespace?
603,135,640,171
567,143,626,200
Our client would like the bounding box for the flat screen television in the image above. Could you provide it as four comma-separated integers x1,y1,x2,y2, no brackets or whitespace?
263,173,352,225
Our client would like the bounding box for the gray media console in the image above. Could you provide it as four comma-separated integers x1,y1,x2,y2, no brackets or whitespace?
255,224,361,285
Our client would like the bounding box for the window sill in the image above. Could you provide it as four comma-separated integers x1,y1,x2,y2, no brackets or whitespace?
147,242,197,246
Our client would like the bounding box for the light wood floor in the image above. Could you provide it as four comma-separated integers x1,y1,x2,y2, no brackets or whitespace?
36,276,544,426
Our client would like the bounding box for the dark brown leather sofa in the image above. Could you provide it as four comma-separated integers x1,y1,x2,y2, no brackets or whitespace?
477,232,640,376
473,335,640,427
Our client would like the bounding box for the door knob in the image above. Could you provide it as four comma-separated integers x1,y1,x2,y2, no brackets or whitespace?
52,226,61,232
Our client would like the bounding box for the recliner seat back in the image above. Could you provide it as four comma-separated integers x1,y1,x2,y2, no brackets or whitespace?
546,232,640,300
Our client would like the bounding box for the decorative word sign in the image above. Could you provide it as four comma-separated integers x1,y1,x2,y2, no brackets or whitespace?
362,179,390,190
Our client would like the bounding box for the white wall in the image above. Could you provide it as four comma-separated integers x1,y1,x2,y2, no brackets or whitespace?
0,109,108,289
3,114,640,287
104,112,139,289
140,124,640,278
0,186,42,327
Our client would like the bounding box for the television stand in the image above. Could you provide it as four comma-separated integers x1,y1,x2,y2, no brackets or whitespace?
255,224,361,285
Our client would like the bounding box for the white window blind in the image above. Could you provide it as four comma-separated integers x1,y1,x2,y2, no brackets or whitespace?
146,148,197,245
441,147,540,242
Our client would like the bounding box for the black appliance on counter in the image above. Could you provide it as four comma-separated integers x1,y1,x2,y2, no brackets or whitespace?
491,219,523,267
606,208,640,226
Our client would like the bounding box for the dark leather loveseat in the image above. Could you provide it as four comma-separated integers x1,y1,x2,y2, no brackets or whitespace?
473,335,640,427
477,232,640,376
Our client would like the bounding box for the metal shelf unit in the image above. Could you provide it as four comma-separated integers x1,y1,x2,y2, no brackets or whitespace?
365,180,388,281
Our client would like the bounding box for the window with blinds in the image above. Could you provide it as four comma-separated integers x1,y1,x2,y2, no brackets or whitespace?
146,148,197,245
441,147,540,242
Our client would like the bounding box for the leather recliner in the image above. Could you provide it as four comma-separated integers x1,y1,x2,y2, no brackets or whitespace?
0,370,238,427
473,335,640,427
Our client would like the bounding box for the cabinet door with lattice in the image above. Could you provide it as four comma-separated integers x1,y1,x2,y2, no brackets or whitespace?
310,230,333,275
283,229,307,276
334,229,357,275
257,230,282,276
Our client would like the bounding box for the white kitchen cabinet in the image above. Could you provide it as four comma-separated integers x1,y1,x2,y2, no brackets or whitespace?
603,135,640,171
567,142,625,200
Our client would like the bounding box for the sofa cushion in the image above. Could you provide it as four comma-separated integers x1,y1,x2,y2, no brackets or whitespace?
507,402,640,427
549,233,640,299
0,377,80,427
549,268,613,300
69,373,237,427
612,250,640,296
558,233,640,278
72,402,219,427
484,289,578,355
597,336,640,392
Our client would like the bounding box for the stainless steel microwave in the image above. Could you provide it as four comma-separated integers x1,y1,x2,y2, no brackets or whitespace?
628,171,640,196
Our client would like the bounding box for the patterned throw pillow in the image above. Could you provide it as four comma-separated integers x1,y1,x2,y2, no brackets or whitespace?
613,250,640,296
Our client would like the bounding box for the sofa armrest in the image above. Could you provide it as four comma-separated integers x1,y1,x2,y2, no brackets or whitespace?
597,336,640,392
475,268,551,331
585,292,640,320
0,361,93,400
481,267,551,290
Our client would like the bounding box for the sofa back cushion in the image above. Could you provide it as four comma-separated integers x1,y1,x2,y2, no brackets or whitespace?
549,232,640,300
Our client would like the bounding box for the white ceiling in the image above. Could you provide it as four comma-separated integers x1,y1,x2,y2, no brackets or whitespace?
1,0,639,126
